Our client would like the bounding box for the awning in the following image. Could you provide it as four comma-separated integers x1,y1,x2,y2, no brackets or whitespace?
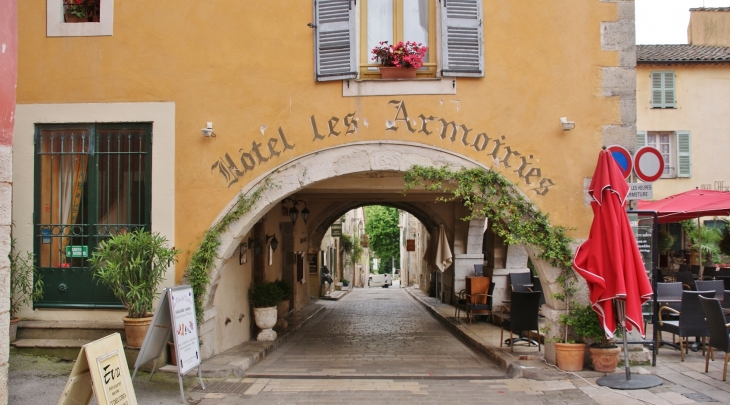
637,189,730,223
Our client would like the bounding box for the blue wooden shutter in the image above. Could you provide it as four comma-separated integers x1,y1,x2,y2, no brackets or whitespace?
676,130,691,178
636,131,647,148
313,0,357,81
440,0,484,77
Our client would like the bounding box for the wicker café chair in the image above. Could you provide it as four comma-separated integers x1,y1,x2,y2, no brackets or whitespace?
703,266,717,280
509,272,533,293
699,295,730,381
499,291,541,352
695,280,725,302
657,290,715,361
676,270,696,291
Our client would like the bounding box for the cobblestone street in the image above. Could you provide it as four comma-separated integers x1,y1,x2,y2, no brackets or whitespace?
190,288,601,404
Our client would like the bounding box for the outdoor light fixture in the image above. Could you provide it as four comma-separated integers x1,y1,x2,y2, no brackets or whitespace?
560,117,575,131
202,122,216,137
248,236,262,255
239,242,248,265
266,234,278,252
281,198,309,224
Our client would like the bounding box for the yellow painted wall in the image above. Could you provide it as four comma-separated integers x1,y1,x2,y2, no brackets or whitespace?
17,0,622,282
637,64,730,199
688,10,730,47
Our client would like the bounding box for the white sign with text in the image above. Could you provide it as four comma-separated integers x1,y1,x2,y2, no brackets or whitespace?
627,183,653,201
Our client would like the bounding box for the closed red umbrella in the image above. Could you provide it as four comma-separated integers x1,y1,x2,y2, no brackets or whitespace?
573,149,653,338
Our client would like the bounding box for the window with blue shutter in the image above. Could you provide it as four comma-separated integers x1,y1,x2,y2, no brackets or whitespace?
650,71,676,108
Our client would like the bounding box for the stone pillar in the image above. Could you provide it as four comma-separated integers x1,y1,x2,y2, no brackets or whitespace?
453,254,485,294
0,1,17,402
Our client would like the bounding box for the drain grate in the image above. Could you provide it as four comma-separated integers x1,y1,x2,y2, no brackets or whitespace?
684,393,718,402
191,381,251,394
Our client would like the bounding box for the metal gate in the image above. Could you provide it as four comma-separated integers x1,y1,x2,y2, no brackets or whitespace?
34,123,152,308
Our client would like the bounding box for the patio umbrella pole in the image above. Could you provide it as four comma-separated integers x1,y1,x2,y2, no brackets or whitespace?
597,299,663,390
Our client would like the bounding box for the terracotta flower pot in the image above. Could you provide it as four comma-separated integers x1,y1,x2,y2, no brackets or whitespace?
123,316,153,348
64,14,88,23
554,342,586,372
9,317,20,342
379,67,417,79
588,345,621,373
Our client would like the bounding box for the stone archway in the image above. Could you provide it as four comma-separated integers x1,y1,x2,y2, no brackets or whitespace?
198,141,568,358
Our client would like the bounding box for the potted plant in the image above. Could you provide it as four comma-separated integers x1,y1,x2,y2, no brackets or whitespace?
371,41,428,79
341,278,350,287
273,278,291,320
89,229,179,348
570,304,621,373
547,273,587,372
9,239,44,342
249,280,287,341
64,0,89,22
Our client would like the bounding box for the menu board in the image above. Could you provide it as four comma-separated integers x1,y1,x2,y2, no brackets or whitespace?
169,286,201,375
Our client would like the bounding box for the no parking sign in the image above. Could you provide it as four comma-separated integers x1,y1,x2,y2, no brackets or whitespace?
607,145,632,179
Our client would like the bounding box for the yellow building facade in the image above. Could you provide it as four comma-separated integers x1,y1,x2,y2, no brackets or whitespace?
13,0,637,361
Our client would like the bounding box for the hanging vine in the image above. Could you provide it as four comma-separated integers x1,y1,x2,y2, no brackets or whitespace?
403,165,576,302
184,180,274,323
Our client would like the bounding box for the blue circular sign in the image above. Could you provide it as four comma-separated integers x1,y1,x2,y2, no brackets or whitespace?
607,145,632,179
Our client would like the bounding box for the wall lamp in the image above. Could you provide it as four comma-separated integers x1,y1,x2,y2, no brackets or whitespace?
266,234,278,252
248,236,262,255
560,117,575,131
202,122,216,137
281,198,310,224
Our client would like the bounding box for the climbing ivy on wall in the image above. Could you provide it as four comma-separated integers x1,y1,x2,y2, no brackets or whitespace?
184,180,273,324
403,166,576,301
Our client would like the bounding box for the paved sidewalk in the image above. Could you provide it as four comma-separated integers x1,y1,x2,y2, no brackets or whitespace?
404,286,730,404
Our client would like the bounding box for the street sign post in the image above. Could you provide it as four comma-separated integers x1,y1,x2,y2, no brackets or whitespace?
627,183,653,201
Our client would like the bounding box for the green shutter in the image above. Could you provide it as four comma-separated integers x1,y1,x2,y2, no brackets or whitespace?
677,130,691,178
651,72,663,108
636,131,647,148
664,72,676,107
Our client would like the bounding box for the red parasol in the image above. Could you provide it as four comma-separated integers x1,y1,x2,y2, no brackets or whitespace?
573,150,653,338
637,189,730,223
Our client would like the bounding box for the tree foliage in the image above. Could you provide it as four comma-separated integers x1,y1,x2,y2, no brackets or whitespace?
364,206,400,273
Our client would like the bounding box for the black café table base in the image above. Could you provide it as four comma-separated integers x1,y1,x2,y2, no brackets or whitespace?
597,374,663,390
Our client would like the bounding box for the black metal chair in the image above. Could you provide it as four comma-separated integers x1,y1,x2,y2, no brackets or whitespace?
474,264,484,276
465,282,495,324
531,276,546,311
679,264,690,273
691,265,701,280
509,272,533,292
699,296,730,381
703,266,717,280
657,282,683,310
676,271,696,291
499,291,542,352
717,268,730,278
696,280,725,302
657,290,715,361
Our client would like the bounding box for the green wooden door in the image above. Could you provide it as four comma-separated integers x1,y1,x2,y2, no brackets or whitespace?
34,123,152,309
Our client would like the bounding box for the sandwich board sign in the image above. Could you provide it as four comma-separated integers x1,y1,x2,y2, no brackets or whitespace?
57,333,138,405
132,285,205,403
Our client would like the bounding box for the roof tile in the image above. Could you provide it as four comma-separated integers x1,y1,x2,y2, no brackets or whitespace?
637,45,730,63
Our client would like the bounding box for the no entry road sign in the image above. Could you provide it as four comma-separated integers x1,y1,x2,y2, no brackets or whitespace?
634,146,665,182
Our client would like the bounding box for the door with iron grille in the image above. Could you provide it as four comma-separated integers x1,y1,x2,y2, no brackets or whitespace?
34,123,152,308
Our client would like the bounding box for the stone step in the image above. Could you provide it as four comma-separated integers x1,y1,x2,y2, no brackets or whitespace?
17,320,125,341
11,338,168,372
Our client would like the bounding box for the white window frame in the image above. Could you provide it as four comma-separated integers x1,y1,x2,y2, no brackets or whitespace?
646,131,675,179
47,0,114,37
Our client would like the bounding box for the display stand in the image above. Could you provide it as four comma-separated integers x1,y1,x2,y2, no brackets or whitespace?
131,285,205,403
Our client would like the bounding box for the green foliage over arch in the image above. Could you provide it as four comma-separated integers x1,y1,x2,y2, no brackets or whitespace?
364,206,400,273
403,166,575,300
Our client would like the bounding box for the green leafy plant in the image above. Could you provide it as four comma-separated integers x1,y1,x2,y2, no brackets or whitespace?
563,304,619,347
249,281,287,308
364,206,400,273
341,278,349,284
403,165,576,340
89,229,179,319
9,239,44,318
682,220,723,265
273,278,291,300
340,234,354,254
658,230,675,254
184,180,272,324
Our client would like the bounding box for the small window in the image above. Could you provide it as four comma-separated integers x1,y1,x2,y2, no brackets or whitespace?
651,71,676,108
637,130,691,178
47,0,114,37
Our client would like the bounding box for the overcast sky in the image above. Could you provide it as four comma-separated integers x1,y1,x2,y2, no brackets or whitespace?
636,0,730,44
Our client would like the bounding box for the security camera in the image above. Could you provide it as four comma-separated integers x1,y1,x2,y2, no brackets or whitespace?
560,117,575,131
